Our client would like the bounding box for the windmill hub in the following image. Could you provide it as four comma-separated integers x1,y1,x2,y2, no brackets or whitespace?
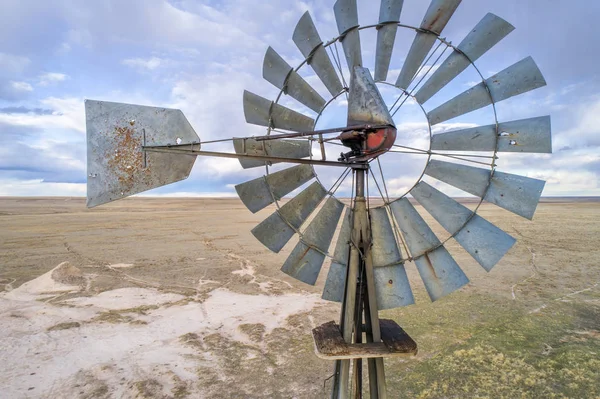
338,125,397,162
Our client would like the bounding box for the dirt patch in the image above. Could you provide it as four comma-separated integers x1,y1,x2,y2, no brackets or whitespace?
47,321,81,331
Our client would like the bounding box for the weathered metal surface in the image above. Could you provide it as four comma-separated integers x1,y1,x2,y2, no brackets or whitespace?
281,197,344,285
293,12,344,97
281,243,326,286
374,24,399,82
374,0,404,81
396,0,462,89
235,164,315,213
348,66,395,126
334,0,362,69
428,57,546,125
322,261,348,302
243,90,315,132
373,264,414,309
425,159,546,220
233,138,311,169
389,198,468,301
411,182,516,271
251,181,327,253
85,100,198,208
431,116,552,153
369,206,402,267
379,0,404,23
263,47,325,113
322,208,352,302
415,13,514,104
311,319,417,359
293,11,323,56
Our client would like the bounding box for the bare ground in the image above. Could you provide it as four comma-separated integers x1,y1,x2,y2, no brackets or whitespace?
0,197,599,398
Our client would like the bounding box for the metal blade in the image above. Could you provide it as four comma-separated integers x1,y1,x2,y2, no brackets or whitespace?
374,265,414,309
374,0,404,81
322,208,352,302
411,181,516,271
293,11,344,97
235,165,315,213
425,159,545,220
370,206,402,267
233,138,311,169
281,197,345,285
396,0,462,89
415,13,515,104
431,116,552,153
243,90,315,132
347,67,394,126
251,181,327,253
334,0,362,69
428,57,547,125
389,198,468,301
85,100,199,208
263,47,326,113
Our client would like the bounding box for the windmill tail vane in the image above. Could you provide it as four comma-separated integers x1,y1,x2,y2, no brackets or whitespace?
85,0,552,397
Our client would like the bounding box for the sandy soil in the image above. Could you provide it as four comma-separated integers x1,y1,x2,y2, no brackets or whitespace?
0,197,599,398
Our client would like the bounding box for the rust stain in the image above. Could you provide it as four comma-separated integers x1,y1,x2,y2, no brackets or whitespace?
106,125,152,195
423,253,438,279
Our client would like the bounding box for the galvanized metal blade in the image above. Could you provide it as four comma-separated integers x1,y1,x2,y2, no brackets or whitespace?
293,11,344,97
374,0,404,82
235,164,315,213
233,138,311,169
428,57,546,125
374,265,415,309
389,198,468,301
85,100,199,208
322,208,352,302
425,159,546,220
411,181,516,271
395,0,462,89
251,181,327,253
431,116,552,153
347,66,394,126
263,47,326,113
369,206,402,267
368,207,415,308
415,13,515,104
243,90,315,132
334,0,362,70
281,197,345,285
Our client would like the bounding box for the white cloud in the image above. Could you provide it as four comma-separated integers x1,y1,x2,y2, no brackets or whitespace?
0,97,85,132
122,57,165,70
0,179,85,197
10,81,33,92
38,72,68,86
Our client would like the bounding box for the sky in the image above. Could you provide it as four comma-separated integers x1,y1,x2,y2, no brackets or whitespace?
0,0,599,199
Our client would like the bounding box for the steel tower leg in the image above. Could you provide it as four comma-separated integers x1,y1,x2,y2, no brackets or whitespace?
332,167,387,399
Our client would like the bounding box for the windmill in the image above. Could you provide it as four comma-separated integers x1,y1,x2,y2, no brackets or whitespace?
85,0,551,397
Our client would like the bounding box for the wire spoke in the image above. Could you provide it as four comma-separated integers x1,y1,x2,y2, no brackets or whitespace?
329,167,352,196
391,44,449,117
367,166,411,257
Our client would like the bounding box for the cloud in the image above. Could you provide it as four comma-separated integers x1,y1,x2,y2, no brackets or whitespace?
0,106,53,115
10,81,33,92
0,97,85,132
38,72,68,86
122,57,167,71
0,178,85,196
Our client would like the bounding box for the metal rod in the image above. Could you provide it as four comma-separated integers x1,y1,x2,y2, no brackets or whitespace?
252,124,390,141
142,146,367,169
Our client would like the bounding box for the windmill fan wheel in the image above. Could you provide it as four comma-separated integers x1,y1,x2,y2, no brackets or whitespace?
234,0,552,310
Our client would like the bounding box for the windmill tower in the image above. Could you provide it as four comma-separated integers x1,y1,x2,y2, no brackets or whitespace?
85,1,551,397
